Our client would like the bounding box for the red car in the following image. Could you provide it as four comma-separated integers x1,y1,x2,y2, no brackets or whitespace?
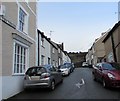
92,62,120,88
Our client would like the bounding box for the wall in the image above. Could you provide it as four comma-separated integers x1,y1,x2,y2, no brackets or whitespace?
104,35,114,62
44,39,51,65
68,52,87,67
0,20,2,101
1,1,36,100
118,25,120,63
2,76,24,99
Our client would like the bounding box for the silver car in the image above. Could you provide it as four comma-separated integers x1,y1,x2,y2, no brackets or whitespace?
59,65,71,76
24,65,63,90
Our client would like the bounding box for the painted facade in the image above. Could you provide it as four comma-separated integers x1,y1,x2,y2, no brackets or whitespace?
51,41,58,67
37,30,68,67
103,21,120,64
86,31,109,66
0,1,36,100
37,30,51,65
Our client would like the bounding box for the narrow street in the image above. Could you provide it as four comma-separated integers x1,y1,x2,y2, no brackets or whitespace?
7,68,120,99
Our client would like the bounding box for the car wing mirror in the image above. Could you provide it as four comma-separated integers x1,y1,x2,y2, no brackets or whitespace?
99,67,103,71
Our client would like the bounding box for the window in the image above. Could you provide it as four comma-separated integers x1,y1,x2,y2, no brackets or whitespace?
58,48,60,53
59,58,61,65
19,7,28,33
41,55,45,65
26,67,46,76
52,48,55,53
47,65,56,72
48,57,50,64
102,63,115,70
14,43,28,74
52,60,55,67
41,37,44,47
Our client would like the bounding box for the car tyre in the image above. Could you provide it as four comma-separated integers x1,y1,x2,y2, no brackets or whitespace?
50,81,55,91
92,73,97,81
102,79,107,88
93,75,97,81
60,78,63,83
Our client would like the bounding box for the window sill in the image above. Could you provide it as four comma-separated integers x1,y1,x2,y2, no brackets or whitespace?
12,74,25,76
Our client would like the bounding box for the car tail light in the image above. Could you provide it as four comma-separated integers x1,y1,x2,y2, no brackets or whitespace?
41,73,50,79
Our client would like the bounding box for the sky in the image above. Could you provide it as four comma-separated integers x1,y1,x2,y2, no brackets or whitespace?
37,1,119,52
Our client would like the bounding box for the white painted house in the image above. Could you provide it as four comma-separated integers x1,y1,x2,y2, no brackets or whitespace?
62,51,71,64
37,29,51,65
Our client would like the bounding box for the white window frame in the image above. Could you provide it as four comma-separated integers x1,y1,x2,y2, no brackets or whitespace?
52,48,55,53
13,40,29,75
58,48,60,53
41,55,45,65
17,3,29,35
48,57,50,64
59,58,61,65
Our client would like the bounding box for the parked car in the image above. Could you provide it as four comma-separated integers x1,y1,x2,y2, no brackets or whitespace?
82,62,89,67
92,62,120,88
24,65,63,90
64,63,74,73
59,64,71,76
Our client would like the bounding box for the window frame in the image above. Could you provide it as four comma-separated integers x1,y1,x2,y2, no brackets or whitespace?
17,4,29,35
41,36,44,47
58,48,60,53
13,40,29,75
41,55,45,65
52,47,55,53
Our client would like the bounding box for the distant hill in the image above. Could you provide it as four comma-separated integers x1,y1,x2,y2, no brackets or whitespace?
68,52,88,68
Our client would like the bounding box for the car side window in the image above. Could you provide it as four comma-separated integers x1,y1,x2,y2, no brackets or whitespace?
96,63,102,70
98,64,102,70
96,64,99,68
49,66,56,72
26,68,36,76
36,67,46,75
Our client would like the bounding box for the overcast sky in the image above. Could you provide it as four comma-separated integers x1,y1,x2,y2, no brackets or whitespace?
37,1,119,52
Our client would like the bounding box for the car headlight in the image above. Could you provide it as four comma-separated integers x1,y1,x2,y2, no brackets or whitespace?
107,73,115,80
65,69,68,71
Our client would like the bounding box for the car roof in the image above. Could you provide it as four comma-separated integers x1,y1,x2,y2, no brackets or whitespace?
28,66,44,69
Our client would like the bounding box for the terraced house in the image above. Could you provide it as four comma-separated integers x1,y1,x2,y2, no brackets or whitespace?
0,1,37,100
103,21,120,64
37,29,71,67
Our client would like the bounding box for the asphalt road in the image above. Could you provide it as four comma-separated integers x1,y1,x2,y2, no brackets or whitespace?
7,68,120,99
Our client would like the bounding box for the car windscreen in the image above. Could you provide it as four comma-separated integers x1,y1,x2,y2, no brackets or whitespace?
60,65,66,69
102,63,115,70
26,67,46,76
110,63,120,70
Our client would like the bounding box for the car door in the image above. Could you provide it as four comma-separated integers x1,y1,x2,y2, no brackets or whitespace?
50,66,62,84
96,63,103,81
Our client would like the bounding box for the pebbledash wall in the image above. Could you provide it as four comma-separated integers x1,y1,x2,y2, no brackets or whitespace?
1,1,36,100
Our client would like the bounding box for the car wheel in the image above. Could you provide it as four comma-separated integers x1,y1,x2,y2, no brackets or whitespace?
50,81,55,90
60,78,63,83
92,73,97,81
93,75,97,81
102,79,107,88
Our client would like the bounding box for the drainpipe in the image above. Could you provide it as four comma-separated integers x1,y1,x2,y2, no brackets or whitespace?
38,31,40,66
111,34,117,62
